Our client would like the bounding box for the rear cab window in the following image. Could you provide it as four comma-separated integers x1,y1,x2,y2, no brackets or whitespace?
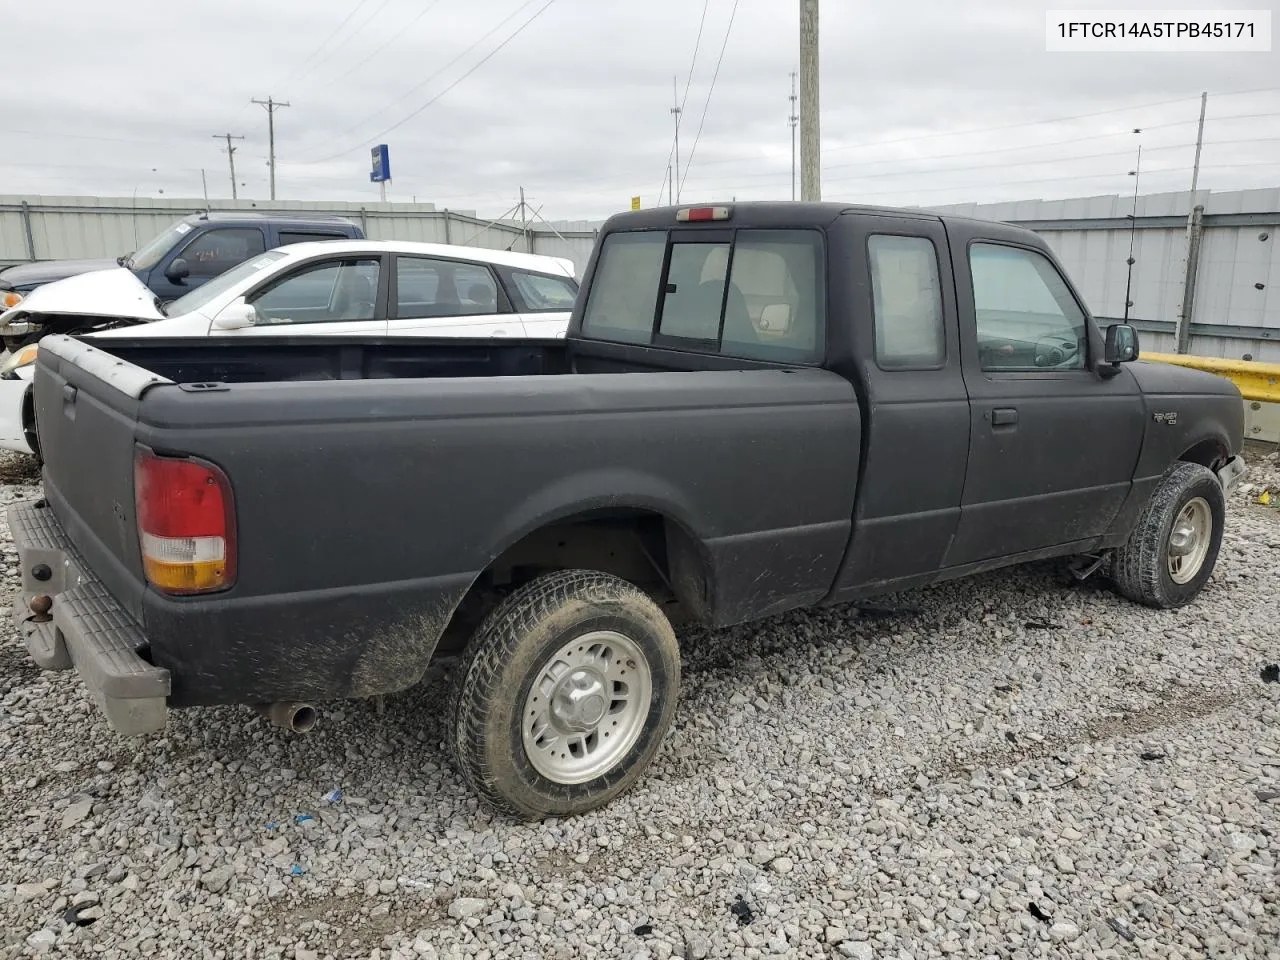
581,227,824,363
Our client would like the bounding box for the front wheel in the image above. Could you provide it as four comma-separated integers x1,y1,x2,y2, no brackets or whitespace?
448,570,680,820
1110,462,1226,609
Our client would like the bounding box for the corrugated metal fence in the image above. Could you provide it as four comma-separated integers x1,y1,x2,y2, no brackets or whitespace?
0,195,602,276
4,188,1279,361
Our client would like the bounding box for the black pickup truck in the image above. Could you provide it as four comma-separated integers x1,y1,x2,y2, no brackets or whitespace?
9,202,1246,819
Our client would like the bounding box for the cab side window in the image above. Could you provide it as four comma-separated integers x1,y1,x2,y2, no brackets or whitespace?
969,243,1087,371
179,228,267,279
868,235,945,369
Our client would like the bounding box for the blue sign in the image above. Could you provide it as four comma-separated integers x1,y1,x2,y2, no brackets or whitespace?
370,144,391,183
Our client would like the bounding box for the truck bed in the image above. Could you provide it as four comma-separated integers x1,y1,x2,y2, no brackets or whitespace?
30,333,861,710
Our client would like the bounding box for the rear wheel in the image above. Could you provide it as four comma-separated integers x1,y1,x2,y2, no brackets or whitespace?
449,570,680,820
1110,462,1225,608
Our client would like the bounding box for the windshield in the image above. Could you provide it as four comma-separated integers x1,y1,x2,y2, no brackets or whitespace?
130,220,196,271
165,250,290,317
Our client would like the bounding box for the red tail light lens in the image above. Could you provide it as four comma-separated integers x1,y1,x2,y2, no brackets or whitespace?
676,206,731,222
134,446,236,595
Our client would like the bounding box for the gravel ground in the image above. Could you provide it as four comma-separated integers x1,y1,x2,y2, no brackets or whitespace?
0,448,1276,960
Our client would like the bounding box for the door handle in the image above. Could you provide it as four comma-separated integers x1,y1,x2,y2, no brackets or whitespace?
991,407,1018,427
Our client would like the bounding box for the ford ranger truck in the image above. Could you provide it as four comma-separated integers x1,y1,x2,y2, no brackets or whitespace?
8,202,1246,820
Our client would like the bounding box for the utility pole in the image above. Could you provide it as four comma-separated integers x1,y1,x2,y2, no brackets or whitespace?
1188,91,1208,201
670,76,683,204
1175,91,1209,354
201,169,210,209
251,96,290,200
789,71,799,201
212,133,245,200
799,0,821,201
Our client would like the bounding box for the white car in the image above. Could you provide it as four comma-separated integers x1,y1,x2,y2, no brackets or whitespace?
0,240,579,456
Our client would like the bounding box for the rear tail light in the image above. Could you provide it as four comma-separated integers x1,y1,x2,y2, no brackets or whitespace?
135,446,236,595
676,206,732,222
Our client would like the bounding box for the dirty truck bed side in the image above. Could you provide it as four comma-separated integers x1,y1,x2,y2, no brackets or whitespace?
21,334,860,712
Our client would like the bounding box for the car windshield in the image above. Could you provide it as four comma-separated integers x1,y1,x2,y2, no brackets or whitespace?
129,221,197,271
165,250,290,317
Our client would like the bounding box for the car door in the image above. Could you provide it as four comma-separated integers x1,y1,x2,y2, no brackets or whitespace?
827,215,970,600
224,255,388,337
943,221,1145,566
501,267,579,338
152,226,268,302
386,255,523,337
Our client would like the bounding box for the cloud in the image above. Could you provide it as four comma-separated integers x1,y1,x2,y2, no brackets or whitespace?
5,0,1278,218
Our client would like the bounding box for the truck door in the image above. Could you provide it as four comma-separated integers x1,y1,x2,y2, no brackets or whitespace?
828,215,970,599
943,220,1144,566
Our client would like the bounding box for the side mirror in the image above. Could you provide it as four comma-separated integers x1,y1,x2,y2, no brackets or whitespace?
212,298,258,330
165,258,190,283
1104,323,1140,364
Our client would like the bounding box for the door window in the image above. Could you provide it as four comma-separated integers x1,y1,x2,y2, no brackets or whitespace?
395,257,500,318
969,243,1087,371
250,258,380,324
509,270,579,311
179,228,267,278
868,235,945,369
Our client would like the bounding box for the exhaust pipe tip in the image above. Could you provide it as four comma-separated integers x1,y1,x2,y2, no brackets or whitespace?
255,701,318,733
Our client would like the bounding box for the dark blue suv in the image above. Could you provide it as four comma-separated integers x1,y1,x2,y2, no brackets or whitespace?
0,212,363,348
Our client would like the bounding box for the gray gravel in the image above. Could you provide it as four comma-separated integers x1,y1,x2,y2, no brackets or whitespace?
0,447,1277,960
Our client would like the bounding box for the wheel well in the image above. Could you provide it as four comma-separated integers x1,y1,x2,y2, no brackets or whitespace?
1179,438,1228,471
435,510,712,655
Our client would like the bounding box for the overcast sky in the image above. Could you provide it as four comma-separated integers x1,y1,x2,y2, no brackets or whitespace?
5,0,1278,219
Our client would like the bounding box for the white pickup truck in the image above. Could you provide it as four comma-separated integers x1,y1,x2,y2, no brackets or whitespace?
0,239,578,457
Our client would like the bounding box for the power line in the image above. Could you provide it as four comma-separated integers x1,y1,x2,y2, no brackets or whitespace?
656,0,710,203
303,0,558,164
314,0,446,90
686,88,1280,170
556,110,1280,197
276,0,376,89
674,127,1280,190
303,0,544,153
294,0,397,88
679,0,741,195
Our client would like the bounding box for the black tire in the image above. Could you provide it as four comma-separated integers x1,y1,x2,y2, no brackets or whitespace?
448,570,680,820
1110,462,1225,609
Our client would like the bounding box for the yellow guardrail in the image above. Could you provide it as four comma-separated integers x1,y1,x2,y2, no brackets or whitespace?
1143,351,1280,403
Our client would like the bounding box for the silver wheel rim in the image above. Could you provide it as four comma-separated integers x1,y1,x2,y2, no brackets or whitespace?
1167,496,1212,585
521,630,652,785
